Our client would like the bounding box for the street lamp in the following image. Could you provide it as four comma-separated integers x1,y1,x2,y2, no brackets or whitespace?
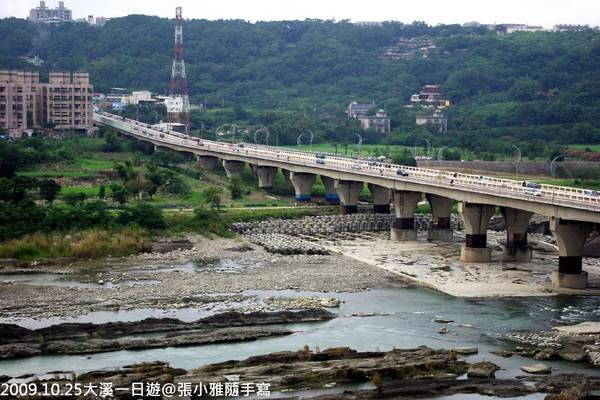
254,127,270,145
421,138,431,158
437,146,448,162
297,133,304,147
196,121,205,139
354,133,366,159
305,129,314,151
510,145,521,180
550,154,566,178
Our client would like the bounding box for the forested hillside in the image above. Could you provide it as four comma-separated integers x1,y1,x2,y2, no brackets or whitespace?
1,16,600,158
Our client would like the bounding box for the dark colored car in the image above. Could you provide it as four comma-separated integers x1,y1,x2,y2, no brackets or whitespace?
396,169,409,176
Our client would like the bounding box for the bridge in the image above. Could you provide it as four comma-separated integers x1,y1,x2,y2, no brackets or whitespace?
94,112,600,290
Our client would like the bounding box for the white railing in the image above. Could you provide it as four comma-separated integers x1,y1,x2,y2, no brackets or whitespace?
94,113,600,214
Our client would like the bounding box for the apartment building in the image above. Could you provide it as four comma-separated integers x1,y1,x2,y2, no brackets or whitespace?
29,1,72,23
0,70,93,138
358,110,391,133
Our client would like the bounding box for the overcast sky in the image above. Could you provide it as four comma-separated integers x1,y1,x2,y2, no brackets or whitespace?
1,0,599,28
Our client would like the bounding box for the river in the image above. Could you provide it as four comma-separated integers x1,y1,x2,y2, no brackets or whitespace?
2,264,600,399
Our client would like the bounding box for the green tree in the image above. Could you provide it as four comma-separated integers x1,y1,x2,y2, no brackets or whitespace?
62,192,87,207
202,186,223,209
102,130,123,152
228,175,244,200
39,179,62,204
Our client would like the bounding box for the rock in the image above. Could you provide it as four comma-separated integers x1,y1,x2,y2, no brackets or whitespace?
559,346,589,362
467,361,501,378
451,347,478,354
438,327,449,334
352,312,388,317
521,363,552,374
149,240,194,254
534,347,561,361
560,380,592,398
320,298,340,307
589,352,600,366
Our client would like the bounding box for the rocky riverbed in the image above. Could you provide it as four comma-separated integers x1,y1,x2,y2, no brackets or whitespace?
2,226,600,399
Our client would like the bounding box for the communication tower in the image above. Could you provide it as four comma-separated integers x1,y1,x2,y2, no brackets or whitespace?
167,6,190,131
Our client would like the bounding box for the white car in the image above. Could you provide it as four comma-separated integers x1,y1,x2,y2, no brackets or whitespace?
351,163,362,170
525,188,542,197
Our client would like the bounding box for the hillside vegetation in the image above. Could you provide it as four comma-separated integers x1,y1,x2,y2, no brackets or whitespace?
1,17,600,160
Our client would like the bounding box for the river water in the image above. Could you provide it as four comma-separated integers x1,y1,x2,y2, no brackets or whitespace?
2,263,600,399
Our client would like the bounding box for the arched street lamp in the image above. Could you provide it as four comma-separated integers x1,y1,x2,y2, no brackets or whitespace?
297,133,304,147
196,121,205,139
437,146,448,162
421,138,431,158
354,133,366,158
550,154,566,178
254,127,270,145
305,129,314,151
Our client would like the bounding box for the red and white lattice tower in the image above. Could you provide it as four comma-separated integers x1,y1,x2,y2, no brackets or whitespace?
167,6,190,131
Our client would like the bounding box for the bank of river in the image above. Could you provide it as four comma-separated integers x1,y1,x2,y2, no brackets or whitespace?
1,233,600,398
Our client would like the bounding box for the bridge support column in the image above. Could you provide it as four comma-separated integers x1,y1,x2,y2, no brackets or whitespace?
196,155,218,170
459,202,495,263
426,194,454,242
282,169,293,191
321,176,340,204
391,191,421,241
335,180,364,215
222,160,245,178
255,166,278,191
500,207,533,262
290,172,316,202
368,183,391,214
550,218,595,289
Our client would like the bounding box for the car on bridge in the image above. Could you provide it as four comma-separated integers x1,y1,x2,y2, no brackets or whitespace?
525,188,542,197
584,190,599,197
523,181,542,189
396,169,409,176
316,159,325,164
351,163,362,170
316,153,326,159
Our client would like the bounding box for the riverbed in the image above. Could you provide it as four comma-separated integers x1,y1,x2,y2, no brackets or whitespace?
1,233,600,398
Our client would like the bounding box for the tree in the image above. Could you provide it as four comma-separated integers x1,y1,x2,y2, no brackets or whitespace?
102,130,123,152
228,175,244,200
39,179,61,204
202,186,223,210
62,192,87,207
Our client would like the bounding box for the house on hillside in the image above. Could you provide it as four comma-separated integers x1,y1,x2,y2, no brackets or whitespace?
346,101,376,118
406,85,450,108
416,109,447,133
358,110,391,133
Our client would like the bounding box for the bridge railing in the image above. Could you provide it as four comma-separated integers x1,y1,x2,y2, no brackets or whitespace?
94,112,600,212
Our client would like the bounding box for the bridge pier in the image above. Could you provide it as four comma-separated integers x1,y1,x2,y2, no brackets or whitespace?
321,176,340,204
550,218,595,289
500,207,533,262
391,190,421,241
368,183,391,214
335,180,364,214
196,155,218,170
282,169,294,191
459,202,495,263
222,160,245,178
426,194,454,242
290,172,316,202
255,166,278,191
